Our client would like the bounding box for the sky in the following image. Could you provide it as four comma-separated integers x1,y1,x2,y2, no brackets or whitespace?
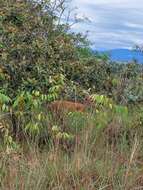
69,0,143,50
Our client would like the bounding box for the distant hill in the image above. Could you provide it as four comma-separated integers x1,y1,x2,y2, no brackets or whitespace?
98,49,143,63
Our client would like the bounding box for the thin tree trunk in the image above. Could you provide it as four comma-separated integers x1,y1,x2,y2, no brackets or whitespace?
11,112,17,139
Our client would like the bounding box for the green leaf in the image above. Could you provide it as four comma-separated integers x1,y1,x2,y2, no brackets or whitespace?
115,105,128,116
0,93,11,104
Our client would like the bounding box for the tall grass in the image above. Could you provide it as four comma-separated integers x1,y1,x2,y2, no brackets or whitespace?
0,106,143,190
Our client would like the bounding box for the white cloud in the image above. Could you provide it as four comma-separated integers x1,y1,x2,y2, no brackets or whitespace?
73,0,143,9
124,22,143,29
70,0,143,49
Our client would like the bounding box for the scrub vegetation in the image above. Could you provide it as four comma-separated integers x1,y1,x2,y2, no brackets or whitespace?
0,0,143,189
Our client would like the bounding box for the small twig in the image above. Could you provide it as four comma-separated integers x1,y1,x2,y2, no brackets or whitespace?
98,184,112,190
124,134,139,188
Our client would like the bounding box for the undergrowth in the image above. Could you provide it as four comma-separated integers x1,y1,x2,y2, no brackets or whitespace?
0,106,143,190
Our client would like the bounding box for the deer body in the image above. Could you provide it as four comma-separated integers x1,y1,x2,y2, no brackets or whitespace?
47,97,95,123
47,99,94,149
48,100,86,114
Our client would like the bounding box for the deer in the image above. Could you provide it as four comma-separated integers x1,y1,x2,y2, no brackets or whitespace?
46,97,94,151
47,96,96,132
35,96,95,150
48,100,86,114
47,96,95,116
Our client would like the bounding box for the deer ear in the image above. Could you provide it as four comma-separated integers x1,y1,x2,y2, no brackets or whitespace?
84,95,90,104
84,96,88,102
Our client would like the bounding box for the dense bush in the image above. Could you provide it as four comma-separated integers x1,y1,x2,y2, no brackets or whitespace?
0,0,143,142
0,0,79,96
0,0,86,138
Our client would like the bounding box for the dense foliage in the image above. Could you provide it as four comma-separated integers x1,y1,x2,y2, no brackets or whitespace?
1,0,78,96
1,0,143,103
0,0,143,138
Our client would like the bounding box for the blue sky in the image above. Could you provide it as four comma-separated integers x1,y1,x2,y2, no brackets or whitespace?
70,0,143,50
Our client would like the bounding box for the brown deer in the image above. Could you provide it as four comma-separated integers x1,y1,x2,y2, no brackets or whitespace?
48,100,86,113
47,96,96,129
46,97,95,151
48,96,94,116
